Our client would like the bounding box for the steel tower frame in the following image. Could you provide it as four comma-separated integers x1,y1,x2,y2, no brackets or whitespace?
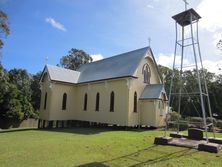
165,8,215,142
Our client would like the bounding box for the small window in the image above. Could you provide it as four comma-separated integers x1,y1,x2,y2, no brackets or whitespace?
133,92,137,112
44,92,47,109
95,93,100,111
142,64,151,84
110,91,115,112
62,93,67,110
84,93,87,111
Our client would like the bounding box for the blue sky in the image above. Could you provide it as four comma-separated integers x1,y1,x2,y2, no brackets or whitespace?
1,0,222,74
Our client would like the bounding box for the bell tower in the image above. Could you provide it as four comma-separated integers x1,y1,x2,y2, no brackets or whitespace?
154,2,222,153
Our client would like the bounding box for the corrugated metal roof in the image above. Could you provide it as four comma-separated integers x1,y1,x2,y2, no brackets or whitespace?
46,64,80,84
140,84,165,99
77,47,149,83
42,47,154,84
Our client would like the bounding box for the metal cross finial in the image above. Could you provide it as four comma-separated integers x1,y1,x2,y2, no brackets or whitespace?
148,37,151,47
183,0,189,10
45,56,48,64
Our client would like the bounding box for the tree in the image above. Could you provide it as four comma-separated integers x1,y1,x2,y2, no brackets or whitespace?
60,48,93,70
159,65,222,118
8,69,34,119
0,65,23,128
217,39,222,51
0,11,10,50
30,72,41,113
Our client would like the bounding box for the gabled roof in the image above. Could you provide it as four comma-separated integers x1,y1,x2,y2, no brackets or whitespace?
40,47,162,84
77,47,149,83
42,64,80,84
140,84,166,100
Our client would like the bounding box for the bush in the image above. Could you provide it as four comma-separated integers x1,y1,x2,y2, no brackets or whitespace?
216,120,222,129
206,117,217,125
7,99,23,121
169,111,181,121
189,117,203,123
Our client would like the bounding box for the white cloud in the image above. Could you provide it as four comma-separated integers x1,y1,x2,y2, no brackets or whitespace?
157,53,189,69
197,0,222,32
45,17,67,31
213,33,222,46
91,54,104,62
157,53,222,75
202,60,222,75
147,4,154,9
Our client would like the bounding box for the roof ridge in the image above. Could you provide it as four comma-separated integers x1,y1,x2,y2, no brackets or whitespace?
77,46,149,70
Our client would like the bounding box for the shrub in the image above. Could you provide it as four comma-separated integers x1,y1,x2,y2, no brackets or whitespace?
206,117,217,125
169,111,181,121
216,120,222,129
189,117,203,123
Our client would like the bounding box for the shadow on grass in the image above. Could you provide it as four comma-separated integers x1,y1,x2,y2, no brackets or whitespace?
76,162,109,167
0,127,107,135
0,127,153,135
77,145,198,167
129,147,198,167
0,128,38,133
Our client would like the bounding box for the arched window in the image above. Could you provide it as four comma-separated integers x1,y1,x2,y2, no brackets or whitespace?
84,93,87,111
95,92,100,111
62,93,67,110
133,92,137,112
110,91,115,112
142,64,151,84
44,92,47,109
159,100,164,116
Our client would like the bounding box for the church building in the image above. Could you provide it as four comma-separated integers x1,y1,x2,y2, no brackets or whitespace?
38,47,167,128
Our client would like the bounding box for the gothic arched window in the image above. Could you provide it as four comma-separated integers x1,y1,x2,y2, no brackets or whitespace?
142,64,151,84
110,91,115,112
44,92,47,110
62,93,67,110
84,93,87,111
95,92,100,111
133,92,137,113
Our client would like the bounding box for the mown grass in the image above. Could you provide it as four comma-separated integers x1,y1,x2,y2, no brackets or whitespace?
0,127,222,167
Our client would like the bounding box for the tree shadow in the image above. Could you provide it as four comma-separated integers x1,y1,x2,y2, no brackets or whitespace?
129,147,197,166
77,145,198,167
76,162,109,167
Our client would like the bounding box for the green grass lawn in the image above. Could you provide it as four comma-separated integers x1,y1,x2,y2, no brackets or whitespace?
0,127,222,167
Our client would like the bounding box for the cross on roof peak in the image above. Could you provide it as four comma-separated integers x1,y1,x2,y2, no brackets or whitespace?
183,0,189,10
148,37,151,47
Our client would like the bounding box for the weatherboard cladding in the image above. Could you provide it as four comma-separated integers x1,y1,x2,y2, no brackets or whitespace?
140,84,165,100
45,47,150,84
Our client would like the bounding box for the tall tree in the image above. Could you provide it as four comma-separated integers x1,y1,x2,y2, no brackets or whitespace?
60,48,93,70
30,72,41,112
217,39,222,51
8,69,34,119
0,65,23,128
159,65,222,118
0,11,10,50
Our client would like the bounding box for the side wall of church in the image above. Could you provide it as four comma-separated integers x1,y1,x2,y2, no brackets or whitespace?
74,79,130,126
40,77,131,126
